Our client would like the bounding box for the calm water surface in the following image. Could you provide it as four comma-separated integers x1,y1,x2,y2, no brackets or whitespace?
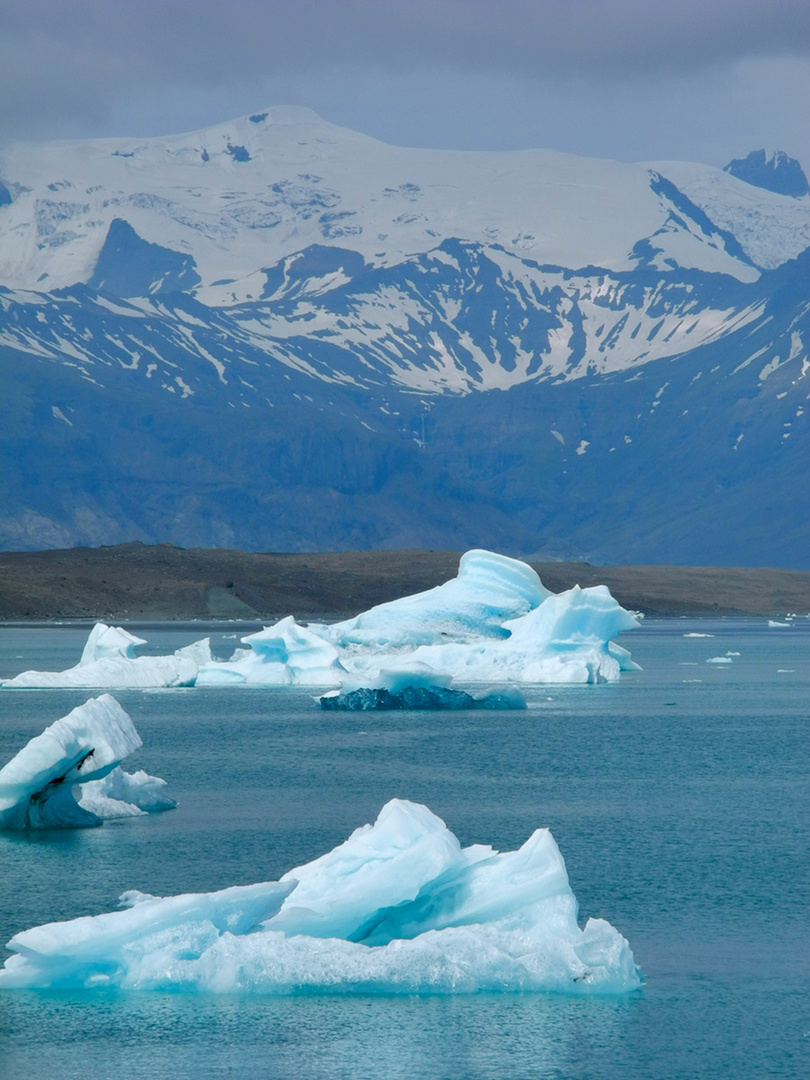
0,618,808,1079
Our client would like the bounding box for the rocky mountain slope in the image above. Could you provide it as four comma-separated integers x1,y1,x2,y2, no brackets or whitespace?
1,110,808,566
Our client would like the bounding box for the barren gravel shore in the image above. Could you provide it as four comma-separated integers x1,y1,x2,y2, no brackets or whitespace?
0,543,808,621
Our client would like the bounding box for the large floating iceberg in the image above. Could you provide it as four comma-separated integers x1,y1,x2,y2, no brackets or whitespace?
0,622,211,689
0,552,640,691
0,799,640,995
198,550,640,689
0,695,175,828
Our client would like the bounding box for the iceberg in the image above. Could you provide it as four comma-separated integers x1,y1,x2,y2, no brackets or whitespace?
201,551,640,690
1,622,211,688
196,616,344,686
0,552,640,692
0,799,640,995
0,695,175,828
318,549,550,647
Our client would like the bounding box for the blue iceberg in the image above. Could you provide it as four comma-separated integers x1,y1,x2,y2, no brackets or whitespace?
0,695,175,829
0,799,640,994
1,622,210,689
0,552,640,691
199,550,640,690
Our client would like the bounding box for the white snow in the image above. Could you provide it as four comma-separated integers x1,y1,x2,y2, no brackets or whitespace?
0,798,640,995
0,695,174,828
649,159,810,270
0,108,767,298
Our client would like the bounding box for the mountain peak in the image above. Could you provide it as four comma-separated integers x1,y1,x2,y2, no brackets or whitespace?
723,149,809,198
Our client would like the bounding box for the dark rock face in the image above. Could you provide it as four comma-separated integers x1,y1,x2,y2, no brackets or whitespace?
89,218,201,296
2,243,808,568
723,150,810,198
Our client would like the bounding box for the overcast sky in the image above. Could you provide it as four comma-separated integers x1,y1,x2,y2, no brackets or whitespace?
3,0,810,169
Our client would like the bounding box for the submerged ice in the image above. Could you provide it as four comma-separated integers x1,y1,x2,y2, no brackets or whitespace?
0,798,640,995
0,695,175,828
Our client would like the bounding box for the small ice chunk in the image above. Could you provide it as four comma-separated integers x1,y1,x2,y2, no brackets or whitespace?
0,695,174,828
78,766,177,818
322,663,526,710
0,696,141,828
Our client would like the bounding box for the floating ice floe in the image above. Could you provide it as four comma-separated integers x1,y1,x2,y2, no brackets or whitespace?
0,798,640,995
0,622,211,689
0,695,175,828
199,550,640,689
706,656,733,664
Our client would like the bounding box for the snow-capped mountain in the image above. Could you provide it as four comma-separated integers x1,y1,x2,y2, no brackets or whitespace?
0,110,808,566
0,104,785,292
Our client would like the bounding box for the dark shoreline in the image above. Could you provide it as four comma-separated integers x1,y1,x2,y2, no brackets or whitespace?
1,542,809,621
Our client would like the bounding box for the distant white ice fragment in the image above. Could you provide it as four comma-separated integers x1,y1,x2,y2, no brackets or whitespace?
1,622,210,688
706,656,733,664
0,799,640,995
0,695,174,829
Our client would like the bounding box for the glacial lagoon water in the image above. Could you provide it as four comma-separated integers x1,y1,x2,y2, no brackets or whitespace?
0,617,808,1079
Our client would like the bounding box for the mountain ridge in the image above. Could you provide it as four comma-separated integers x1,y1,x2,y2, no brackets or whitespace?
0,110,808,566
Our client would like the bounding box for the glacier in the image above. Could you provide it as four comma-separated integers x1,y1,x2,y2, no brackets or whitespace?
0,694,175,828
0,798,640,995
0,622,211,688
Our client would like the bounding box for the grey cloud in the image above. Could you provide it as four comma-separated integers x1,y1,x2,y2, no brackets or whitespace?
1,0,809,153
